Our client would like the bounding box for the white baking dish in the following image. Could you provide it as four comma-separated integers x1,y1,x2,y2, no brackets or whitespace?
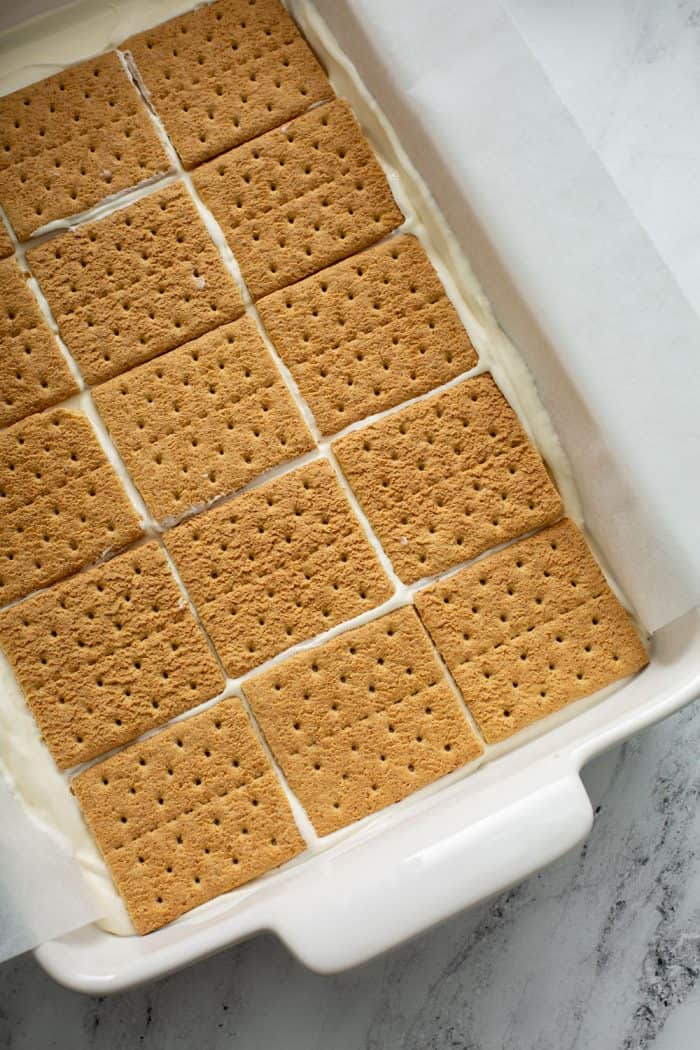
0,0,694,991
35,608,700,991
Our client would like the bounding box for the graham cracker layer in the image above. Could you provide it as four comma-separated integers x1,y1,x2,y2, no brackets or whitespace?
244,607,483,835
0,408,141,605
0,51,169,241
165,459,392,677
0,540,223,769
71,697,304,934
0,223,13,259
415,519,649,743
0,256,78,428
192,99,404,299
333,374,564,583
257,235,477,434
125,0,332,169
27,183,244,385
93,316,313,522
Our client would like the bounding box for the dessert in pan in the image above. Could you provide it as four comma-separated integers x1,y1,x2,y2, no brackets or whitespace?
0,0,648,936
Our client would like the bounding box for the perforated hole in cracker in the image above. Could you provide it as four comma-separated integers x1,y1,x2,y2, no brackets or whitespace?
244,607,483,835
0,407,141,605
333,373,564,583
192,99,404,299
415,520,649,743
93,316,314,521
0,51,169,241
0,256,78,428
124,0,332,169
165,459,393,677
71,697,305,934
27,184,245,385
258,235,478,434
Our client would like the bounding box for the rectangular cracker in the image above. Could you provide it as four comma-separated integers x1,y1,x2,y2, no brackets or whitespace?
93,316,313,522
0,540,224,769
258,235,478,434
165,459,392,677
333,373,564,583
0,52,169,241
244,607,483,835
125,0,332,169
27,184,245,385
71,697,305,934
415,519,649,743
0,408,141,605
0,256,78,427
192,99,404,299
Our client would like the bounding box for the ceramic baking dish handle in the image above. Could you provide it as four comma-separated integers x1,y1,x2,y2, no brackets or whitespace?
272,757,592,973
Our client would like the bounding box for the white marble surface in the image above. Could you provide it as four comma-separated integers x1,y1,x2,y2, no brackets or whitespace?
2,1,700,1046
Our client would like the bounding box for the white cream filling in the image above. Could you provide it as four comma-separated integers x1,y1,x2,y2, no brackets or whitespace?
0,0,632,941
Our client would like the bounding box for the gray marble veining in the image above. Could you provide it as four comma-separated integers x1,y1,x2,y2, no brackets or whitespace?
1,702,698,1049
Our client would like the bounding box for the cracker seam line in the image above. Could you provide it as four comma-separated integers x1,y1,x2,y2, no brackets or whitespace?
0,201,85,394
447,589,609,674
243,678,448,758
260,296,457,368
234,685,319,846
94,770,273,856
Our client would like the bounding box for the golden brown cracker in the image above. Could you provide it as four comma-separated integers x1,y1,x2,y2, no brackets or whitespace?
0,222,13,259
71,697,304,934
93,316,313,522
415,519,606,668
192,99,404,299
0,540,224,769
165,459,393,677
416,520,648,743
125,0,332,169
333,373,563,583
0,52,169,241
0,256,78,427
0,407,141,605
244,607,483,835
257,235,478,434
27,183,244,384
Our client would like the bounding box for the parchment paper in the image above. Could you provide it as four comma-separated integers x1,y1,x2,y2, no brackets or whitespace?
313,0,700,632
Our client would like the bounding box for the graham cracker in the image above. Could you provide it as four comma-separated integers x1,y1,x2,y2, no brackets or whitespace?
0,222,13,260
192,99,404,299
0,540,224,769
165,459,392,677
0,51,169,241
333,373,563,583
93,316,313,522
27,184,244,385
244,607,483,835
415,519,649,743
0,256,78,428
71,697,305,934
257,235,478,434
124,0,332,169
0,407,141,605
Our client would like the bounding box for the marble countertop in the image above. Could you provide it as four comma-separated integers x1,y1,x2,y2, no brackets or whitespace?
2,1,699,1047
